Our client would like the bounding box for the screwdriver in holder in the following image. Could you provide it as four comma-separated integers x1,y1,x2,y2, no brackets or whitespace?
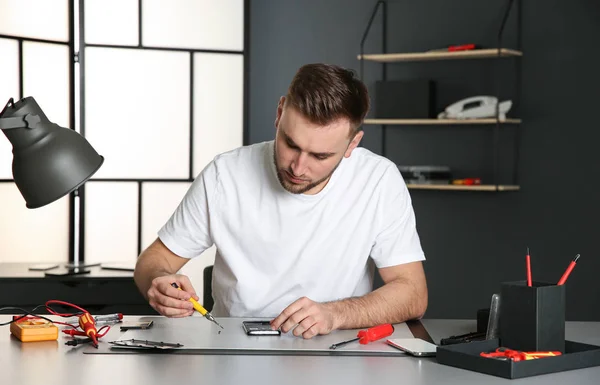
171,282,224,329
329,323,395,350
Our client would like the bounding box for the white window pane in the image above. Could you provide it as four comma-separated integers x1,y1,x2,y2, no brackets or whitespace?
141,182,191,249
0,39,19,101
84,182,138,264
142,0,243,51
193,53,243,176
0,132,14,180
0,38,20,179
84,0,139,46
85,47,190,179
22,42,70,129
0,0,69,42
0,183,69,263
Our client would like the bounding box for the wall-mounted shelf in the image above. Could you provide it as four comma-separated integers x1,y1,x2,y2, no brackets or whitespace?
407,184,520,192
364,118,522,125
358,0,522,192
357,48,522,63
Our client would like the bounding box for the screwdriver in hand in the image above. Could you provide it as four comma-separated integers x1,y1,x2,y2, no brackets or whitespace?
171,282,224,329
329,323,395,350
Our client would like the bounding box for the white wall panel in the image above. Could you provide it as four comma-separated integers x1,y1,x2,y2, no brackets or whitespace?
140,182,191,250
0,0,69,42
84,182,138,264
22,42,70,129
0,183,69,263
84,0,139,46
0,38,20,179
85,47,190,179
193,53,244,176
142,0,243,51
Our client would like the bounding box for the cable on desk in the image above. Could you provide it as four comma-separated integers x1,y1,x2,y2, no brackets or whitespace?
1,300,113,347
0,305,53,326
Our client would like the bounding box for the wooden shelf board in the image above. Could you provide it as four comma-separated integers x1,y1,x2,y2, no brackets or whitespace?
357,48,523,62
363,118,521,125
407,184,520,191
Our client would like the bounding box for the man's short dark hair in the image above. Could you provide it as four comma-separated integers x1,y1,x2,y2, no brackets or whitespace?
285,63,370,136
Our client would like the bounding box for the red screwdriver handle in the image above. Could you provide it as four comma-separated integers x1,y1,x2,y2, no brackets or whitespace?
357,323,395,345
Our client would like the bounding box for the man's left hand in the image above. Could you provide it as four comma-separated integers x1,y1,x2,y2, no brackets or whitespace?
270,297,337,339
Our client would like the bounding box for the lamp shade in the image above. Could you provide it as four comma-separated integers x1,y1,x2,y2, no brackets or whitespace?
0,97,103,208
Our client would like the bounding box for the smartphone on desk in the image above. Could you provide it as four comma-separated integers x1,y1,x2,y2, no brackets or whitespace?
387,338,438,357
242,320,281,336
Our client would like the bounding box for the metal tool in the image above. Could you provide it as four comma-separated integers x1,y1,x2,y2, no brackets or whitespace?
94,313,123,323
171,282,224,329
329,324,394,350
109,339,183,349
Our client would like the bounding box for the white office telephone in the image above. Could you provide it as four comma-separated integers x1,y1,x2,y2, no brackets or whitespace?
438,96,512,120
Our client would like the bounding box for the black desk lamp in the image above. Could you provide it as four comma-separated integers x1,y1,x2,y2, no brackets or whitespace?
0,96,103,208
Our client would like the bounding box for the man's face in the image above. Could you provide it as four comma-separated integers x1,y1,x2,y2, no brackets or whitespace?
273,97,363,195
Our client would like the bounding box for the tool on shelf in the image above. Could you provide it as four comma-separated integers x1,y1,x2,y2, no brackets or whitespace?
428,43,480,52
452,178,481,186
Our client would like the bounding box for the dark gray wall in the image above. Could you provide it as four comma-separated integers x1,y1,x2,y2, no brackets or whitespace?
249,0,600,320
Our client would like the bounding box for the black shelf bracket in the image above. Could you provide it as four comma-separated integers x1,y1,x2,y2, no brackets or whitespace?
493,0,521,191
359,0,387,156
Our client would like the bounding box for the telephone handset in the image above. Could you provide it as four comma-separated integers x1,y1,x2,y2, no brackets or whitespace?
438,96,512,120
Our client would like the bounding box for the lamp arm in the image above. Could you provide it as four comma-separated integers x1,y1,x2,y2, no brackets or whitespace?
0,114,41,130
0,98,41,130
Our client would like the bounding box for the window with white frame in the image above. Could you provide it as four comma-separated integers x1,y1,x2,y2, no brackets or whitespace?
0,0,246,301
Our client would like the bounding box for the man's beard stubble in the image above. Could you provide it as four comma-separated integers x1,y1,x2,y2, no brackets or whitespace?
273,142,342,195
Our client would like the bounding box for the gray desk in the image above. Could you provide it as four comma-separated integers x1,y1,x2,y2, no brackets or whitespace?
1,316,598,385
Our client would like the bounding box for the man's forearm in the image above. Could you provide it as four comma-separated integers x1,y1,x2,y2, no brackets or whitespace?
134,241,183,299
325,277,427,330
134,252,171,300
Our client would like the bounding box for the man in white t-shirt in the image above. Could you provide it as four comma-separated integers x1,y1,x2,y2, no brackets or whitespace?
134,63,428,339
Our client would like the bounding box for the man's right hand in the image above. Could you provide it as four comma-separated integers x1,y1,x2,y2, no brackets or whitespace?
147,274,199,317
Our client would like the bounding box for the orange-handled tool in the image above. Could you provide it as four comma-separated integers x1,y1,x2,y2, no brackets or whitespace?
522,351,562,360
329,324,395,350
481,348,561,362
78,312,98,347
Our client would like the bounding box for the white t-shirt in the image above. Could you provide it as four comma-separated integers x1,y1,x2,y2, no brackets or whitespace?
158,141,425,317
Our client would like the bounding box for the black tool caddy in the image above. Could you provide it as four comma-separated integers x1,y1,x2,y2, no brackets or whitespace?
436,281,600,379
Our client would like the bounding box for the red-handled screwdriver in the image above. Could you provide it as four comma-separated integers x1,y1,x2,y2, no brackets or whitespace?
557,254,580,285
526,247,532,287
329,324,395,350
